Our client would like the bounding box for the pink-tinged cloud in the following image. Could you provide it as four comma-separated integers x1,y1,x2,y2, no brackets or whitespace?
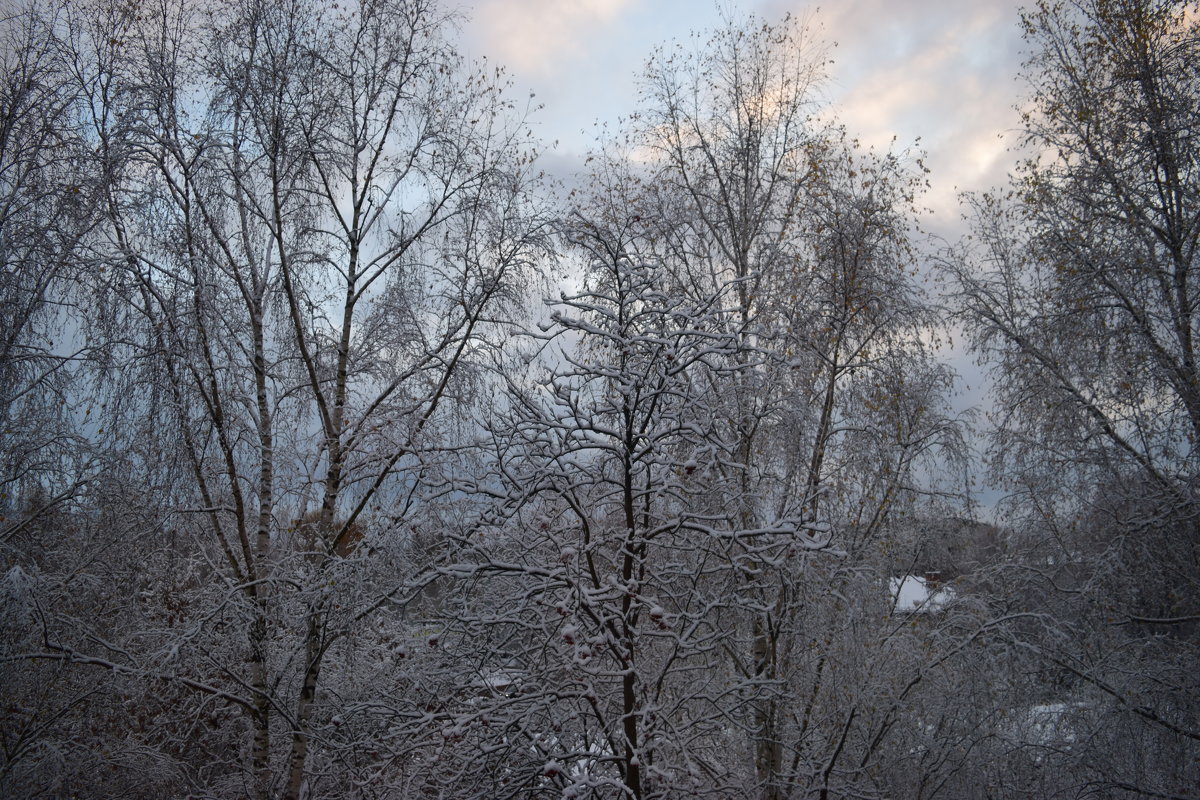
463,0,1030,235
468,0,636,76
779,0,1028,230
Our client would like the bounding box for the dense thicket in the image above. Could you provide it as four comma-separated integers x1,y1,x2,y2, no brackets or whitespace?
941,1,1200,796
1,0,1197,798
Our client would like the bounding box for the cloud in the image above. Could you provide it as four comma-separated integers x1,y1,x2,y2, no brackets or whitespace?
462,0,1029,235
468,0,636,77
787,0,1027,231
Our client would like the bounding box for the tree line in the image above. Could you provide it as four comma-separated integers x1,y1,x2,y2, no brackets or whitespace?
1,0,1196,798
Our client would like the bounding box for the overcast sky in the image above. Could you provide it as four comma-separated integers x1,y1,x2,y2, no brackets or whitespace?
461,0,1030,238
460,0,1034,514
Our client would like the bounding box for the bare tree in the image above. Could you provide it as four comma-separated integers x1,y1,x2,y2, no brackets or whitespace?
0,2,100,542
630,16,964,797
425,14,966,800
943,0,1200,795
0,7,127,794
2,0,548,797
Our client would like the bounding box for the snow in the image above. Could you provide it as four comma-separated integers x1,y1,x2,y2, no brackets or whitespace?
889,575,955,613
473,669,521,692
1000,701,1092,755
1015,702,1087,746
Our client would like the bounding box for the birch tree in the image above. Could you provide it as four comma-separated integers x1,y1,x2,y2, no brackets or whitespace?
0,3,100,540
632,17,963,797
944,0,1200,795
0,7,126,794
3,0,548,797
434,15,965,799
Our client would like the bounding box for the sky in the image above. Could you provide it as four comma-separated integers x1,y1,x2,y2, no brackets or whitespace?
460,0,1030,238
460,0,1034,514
